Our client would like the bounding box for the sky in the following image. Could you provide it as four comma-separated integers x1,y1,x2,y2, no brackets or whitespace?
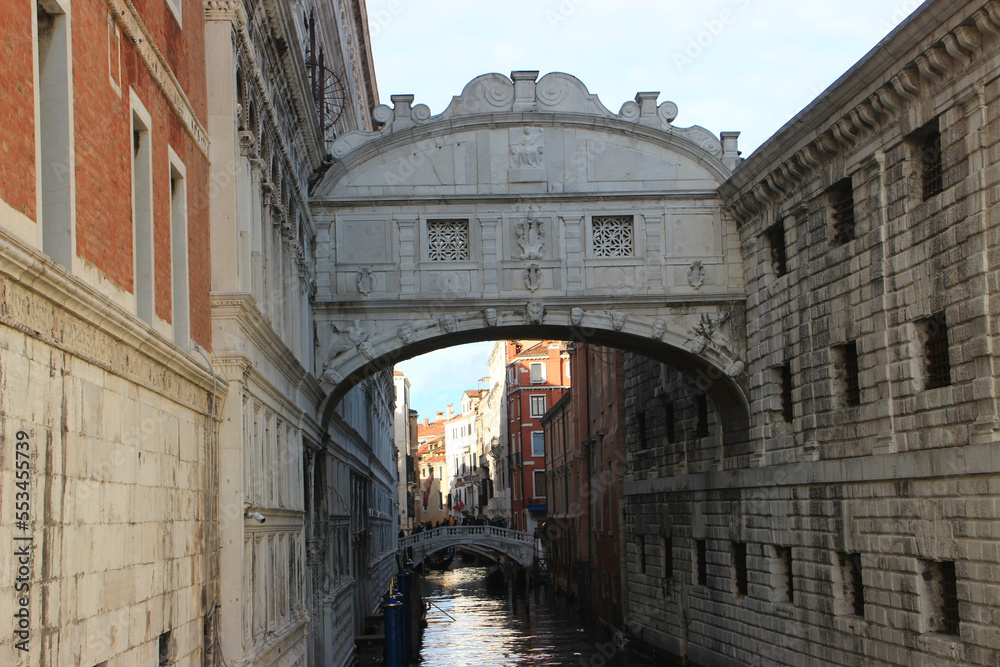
374,0,920,419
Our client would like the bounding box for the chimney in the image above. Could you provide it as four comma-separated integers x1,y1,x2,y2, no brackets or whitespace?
423,418,429,426
436,411,444,421
447,404,454,419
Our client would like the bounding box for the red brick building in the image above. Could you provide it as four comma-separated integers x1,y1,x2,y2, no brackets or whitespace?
505,340,570,532
541,344,627,628
2,0,211,347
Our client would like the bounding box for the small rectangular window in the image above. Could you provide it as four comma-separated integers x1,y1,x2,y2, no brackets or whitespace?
663,536,673,580
531,431,545,457
733,542,748,598
693,394,710,437
663,397,677,444
777,363,793,423
696,539,708,586
920,559,960,636
828,178,855,245
529,362,544,384
764,221,788,277
913,118,943,200
839,552,865,617
773,545,793,603
919,312,951,389
158,630,173,666
427,219,470,261
834,342,861,407
529,395,546,417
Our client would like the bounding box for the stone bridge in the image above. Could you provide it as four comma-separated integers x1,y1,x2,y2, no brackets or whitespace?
400,526,535,568
310,71,750,446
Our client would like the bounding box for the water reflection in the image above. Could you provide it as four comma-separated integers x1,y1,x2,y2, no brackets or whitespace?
419,565,659,666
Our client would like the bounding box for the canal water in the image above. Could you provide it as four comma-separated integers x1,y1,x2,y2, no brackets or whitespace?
418,564,662,666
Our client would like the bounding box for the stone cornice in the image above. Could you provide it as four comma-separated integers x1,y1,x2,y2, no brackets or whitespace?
721,0,998,226
313,295,747,312
311,190,726,208
210,291,324,406
203,0,321,239
0,231,225,414
108,0,209,157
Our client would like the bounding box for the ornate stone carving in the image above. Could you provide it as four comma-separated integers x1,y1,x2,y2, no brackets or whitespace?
526,302,545,325
611,311,627,331
483,308,499,327
570,307,584,327
355,267,374,295
358,340,376,361
238,130,256,157
687,260,705,289
510,127,544,168
320,361,342,386
439,314,457,333
516,217,545,260
524,263,542,292
397,325,416,345
651,320,667,340
726,361,746,377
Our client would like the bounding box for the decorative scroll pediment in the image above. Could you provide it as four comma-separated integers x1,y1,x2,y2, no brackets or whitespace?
328,70,739,168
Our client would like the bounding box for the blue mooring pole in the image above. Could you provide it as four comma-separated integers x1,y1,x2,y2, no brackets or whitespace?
398,560,413,662
382,584,404,667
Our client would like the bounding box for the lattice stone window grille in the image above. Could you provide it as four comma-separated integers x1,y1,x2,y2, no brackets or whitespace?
426,219,470,261
592,215,634,257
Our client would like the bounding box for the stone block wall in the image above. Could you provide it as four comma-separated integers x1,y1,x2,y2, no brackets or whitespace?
0,255,218,665
621,1,1000,665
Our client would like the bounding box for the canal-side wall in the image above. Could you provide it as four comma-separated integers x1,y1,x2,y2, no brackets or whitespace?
624,1,1000,664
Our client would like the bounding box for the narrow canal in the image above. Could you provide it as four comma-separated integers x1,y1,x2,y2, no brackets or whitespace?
418,563,662,666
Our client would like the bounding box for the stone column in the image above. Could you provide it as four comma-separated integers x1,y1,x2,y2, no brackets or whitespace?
396,214,418,294
563,212,585,294
480,216,500,296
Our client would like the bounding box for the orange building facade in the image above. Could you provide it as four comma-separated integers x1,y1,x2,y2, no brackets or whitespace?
505,340,570,533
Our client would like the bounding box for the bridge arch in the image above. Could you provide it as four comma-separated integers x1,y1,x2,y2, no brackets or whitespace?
310,70,748,447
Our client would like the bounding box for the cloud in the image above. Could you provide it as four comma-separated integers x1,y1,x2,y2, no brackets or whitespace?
395,342,494,419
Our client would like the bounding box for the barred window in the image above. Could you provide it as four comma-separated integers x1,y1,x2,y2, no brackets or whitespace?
912,118,943,200
592,215,634,257
828,178,855,245
920,312,951,389
777,363,794,423
427,219,469,260
839,552,865,617
765,221,788,276
834,342,861,407
920,559,960,636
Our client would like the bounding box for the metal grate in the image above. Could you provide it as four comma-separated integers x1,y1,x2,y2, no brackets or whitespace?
765,222,788,276
829,179,855,245
923,312,951,389
837,343,861,407
921,127,943,200
592,215,634,257
427,220,470,261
